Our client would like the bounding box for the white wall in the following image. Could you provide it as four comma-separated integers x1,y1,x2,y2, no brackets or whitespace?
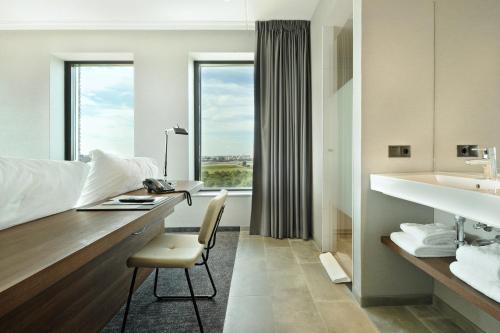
167,193,251,228
49,57,65,160
355,0,436,302
0,30,254,228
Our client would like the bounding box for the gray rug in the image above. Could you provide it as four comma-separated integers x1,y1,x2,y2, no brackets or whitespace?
102,230,239,333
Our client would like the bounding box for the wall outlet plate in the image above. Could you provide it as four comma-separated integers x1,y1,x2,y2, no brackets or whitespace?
457,145,479,157
388,145,411,158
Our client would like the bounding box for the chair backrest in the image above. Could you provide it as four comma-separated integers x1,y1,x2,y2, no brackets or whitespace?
198,189,228,245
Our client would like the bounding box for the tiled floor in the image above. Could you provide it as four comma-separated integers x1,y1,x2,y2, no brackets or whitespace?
223,230,468,333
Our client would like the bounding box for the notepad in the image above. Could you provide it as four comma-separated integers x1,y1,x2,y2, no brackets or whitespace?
103,195,165,205
77,195,175,211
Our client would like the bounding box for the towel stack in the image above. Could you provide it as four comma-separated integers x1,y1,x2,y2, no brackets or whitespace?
450,243,500,302
390,223,457,257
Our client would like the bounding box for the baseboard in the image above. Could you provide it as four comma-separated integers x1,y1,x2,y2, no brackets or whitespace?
360,294,433,307
433,296,485,333
166,226,241,233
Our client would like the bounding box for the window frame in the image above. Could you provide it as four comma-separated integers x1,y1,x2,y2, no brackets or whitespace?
64,61,134,161
193,60,255,191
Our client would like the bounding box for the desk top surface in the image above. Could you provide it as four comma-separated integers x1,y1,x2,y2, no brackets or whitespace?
0,181,202,309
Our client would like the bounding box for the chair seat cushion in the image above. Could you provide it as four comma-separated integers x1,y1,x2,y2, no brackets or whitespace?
128,234,204,269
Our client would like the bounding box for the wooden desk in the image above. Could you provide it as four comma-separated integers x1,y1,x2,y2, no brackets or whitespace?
0,181,202,332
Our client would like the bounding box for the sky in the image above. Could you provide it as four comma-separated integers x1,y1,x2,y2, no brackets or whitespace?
200,65,254,157
78,65,134,157
77,63,254,158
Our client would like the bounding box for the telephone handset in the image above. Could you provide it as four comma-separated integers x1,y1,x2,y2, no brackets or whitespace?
143,178,175,193
143,179,193,206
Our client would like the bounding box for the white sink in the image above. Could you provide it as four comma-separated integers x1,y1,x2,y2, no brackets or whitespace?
370,172,500,229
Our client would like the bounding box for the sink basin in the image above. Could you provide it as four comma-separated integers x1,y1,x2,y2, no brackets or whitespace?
370,172,500,229
390,173,500,192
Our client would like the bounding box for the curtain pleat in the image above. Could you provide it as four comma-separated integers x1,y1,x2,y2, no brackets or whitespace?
250,20,312,239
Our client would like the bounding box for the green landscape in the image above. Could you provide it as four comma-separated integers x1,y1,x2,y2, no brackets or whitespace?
201,162,253,188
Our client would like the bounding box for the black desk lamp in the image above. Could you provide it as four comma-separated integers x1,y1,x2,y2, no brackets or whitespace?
164,125,188,184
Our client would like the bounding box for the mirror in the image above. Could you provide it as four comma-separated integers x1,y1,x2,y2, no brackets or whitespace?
434,0,500,173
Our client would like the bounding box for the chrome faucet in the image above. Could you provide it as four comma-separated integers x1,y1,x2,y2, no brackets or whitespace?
455,216,466,248
466,147,497,179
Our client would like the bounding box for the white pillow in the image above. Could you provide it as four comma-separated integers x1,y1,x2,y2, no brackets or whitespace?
0,157,90,230
77,150,159,207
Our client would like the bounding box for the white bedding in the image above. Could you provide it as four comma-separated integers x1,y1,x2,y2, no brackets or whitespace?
0,157,90,230
76,150,159,207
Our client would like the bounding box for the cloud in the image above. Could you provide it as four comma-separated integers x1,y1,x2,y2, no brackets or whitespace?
79,106,134,157
77,65,135,157
199,65,254,156
79,65,134,94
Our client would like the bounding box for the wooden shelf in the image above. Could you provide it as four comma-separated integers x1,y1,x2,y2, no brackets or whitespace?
381,236,500,320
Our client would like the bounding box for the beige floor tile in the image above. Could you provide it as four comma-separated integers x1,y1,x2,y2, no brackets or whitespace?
419,318,467,333
365,306,433,333
301,263,353,301
264,237,291,247
290,240,321,263
273,293,327,333
275,310,327,333
223,296,275,333
265,247,302,273
316,300,379,333
239,229,263,239
272,292,317,317
235,238,266,261
225,229,465,333
268,270,310,297
229,262,271,297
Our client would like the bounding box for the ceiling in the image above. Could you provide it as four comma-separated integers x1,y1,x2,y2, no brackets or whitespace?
0,0,320,30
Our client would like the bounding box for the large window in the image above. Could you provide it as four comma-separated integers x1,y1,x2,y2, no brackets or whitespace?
65,62,134,161
194,61,254,190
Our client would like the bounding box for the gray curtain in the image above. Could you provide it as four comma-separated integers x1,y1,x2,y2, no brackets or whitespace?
250,20,312,239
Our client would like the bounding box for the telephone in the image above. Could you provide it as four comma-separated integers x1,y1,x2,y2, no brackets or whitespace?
143,178,175,193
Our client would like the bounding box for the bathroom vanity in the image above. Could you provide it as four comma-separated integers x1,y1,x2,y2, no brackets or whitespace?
371,172,500,230
371,172,500,320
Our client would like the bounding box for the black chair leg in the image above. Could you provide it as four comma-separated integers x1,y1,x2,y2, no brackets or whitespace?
153,267,160,297
154,259,217,300
121,267,138,333
203,257,217,298
185,268,204,333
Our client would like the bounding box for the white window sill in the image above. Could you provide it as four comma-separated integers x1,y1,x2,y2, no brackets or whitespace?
193,190,253,197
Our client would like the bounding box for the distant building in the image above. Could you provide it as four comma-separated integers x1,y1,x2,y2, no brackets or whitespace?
201,155,253,163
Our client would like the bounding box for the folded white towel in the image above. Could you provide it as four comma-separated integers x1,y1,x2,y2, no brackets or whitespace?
390,232,457,258
400,223,456,246
456,243,500,280
450,261,500,303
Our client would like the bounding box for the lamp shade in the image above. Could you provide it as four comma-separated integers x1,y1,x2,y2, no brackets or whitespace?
166,126,188,135
172,127,188,135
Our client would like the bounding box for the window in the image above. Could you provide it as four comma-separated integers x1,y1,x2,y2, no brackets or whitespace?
194,61,254,190
65,62,134,161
